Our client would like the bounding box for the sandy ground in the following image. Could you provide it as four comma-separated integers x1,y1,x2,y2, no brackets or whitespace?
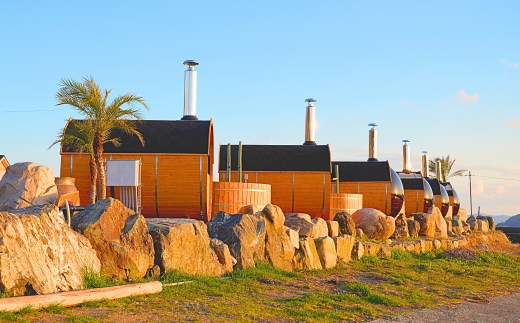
371,291,520,323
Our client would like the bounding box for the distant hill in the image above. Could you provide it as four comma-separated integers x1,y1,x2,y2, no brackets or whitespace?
471,214,511,225
496,214,520,227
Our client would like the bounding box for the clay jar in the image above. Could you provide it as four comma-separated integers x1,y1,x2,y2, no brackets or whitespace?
54,177,80,206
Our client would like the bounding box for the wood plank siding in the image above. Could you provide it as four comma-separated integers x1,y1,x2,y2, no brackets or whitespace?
219,171,331,219
403,189,425,215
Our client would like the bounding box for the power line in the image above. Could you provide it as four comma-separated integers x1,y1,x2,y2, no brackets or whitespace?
464,174,520,182
0,108,70,113
0,124,63,134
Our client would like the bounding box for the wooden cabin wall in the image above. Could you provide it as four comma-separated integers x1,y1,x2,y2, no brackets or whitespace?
61,153,212,221
335,182,391,216
219,171,331,218
403,190,425,215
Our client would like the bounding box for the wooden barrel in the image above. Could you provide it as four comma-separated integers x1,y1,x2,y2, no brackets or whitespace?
212,182,271,215
54,177,81,207
329,193,362,217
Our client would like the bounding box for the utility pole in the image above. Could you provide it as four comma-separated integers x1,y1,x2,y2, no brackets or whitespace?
469,170,473,216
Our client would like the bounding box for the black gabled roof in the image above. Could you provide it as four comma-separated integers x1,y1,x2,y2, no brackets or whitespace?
62,120,212,154
397,172,424,190
426,178,442,195
218,145,331,172
332,161,391,182
441,182,454,196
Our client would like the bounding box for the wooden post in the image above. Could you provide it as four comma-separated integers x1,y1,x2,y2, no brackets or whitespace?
238,141,243,183
226,143,231,182
469,171,473,216
64,199,71,227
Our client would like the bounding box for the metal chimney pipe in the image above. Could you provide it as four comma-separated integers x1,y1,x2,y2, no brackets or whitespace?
422,151,429,178
402,140,411,173
435,158,441,182
303,98,317,145
367,123,378,162
182,60,199,120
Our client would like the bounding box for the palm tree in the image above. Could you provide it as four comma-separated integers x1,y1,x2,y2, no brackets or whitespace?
428,155,467,182
50,118,121,204
56,77,149,200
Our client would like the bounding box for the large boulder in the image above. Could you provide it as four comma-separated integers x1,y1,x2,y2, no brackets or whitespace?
477,215,495,231
285,226,299,249
292,237,322,270
238,205,260,216
0,205,100,296
311,217,329,238
0,163,57,211
284,213,318,237
477,219,490,233
333,235,356,262
208,213,266,269
314,237,337,269
210,239,236,273
147,219,226,276
258,205,294,270
413,207,448,239
71,198,155,280
407,219,420,238
351,208,396,241
391,214,409,239
452,215,464,237
334,212,356,236
207,211,234,239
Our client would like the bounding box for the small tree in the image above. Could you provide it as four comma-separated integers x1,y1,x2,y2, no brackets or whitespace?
56,77,148,200
50,118,120,204
428,155,467,182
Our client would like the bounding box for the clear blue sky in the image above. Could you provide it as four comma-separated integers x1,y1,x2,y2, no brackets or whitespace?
1,1,519,216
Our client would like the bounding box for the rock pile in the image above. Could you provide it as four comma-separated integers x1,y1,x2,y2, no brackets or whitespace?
351,208,396,240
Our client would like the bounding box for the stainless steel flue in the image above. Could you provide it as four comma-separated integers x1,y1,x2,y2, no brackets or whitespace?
402,140,411,173
422,151,429,178
182,60,199,120
435,158,441,181
367,123,378,162
303,98,317,145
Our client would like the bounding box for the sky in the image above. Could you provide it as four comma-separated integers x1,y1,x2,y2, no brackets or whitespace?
0,1,519,216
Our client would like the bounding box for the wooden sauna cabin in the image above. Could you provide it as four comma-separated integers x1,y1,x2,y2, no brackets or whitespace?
441,182,461,216
426,178,450,217
218,145,332,219
397,171,434,215
59,119,214,221
332,161,404,217
0,155,9,180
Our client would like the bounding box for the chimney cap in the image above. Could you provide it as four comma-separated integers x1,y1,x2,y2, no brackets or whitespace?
435,157,441,162
183,60,199,66
368,123,378,127
422,151,428,154
305,98,317,103
402,140,410,143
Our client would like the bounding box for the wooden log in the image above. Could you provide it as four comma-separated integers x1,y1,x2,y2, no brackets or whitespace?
0,281,162,312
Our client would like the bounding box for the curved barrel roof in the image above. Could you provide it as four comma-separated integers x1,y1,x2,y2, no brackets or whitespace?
332,161,391,182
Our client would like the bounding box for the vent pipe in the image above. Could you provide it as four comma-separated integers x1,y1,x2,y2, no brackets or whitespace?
182,60,199,120
303,98,317,145
367,123,378,162
435,158,441,182
422,151,429,178
402,140,411,173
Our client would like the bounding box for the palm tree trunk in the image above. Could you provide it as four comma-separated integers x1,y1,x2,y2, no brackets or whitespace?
93,131,107,200
89,157,97,204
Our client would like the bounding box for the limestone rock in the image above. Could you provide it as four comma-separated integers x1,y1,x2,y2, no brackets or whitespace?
284,226,299,248
380,244,392,257
0,205,100,296
363,242,381,256
71,198,154,280
352,241,364,259
284,213,317,238
433,239,442,249
238,205,260,215
146,218,225,276
452,215,464,237
146,265,161,278
467,215,477,230
413,207,448,239
352,208,396,241
423,240,433,252
333,234,356,262
208,213,266,269
462,221,471,233
210,239,235,274
356,228,364,238
314,237,337,269
477,219,490,233
292,237,322,270
391,213,409,239
0,163,57,211
326,220,339,237
312,218,329,238
207,211,234,239
477,215,495,231
259,205,294,270
334,212,356,237
407,219,420,238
